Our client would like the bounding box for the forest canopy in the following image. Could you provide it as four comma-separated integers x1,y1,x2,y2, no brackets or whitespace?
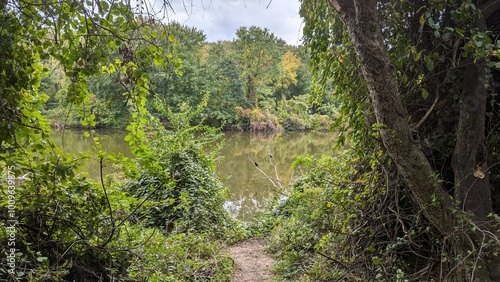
39,20,330,131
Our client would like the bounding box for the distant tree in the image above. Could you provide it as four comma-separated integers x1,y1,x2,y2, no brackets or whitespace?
234,26,286,106
203,42,247,126
275,50,301,101
153,22,208,114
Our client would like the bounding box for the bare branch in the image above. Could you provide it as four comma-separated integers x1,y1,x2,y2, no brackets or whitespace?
247,155,281,189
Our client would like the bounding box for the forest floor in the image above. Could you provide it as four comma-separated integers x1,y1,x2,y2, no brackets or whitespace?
227,237,275,282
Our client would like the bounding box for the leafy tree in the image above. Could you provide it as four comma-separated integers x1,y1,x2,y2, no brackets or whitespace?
281,0,500,280
275,50,301,102
234,26,286,106
0,0,237,280
153,22,208,115
203,42,248,127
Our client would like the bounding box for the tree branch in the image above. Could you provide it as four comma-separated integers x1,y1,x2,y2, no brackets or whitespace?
480,0,500,19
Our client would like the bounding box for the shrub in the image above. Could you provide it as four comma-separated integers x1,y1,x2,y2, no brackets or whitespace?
127,232,233,281
122,100,240,240
267,151,432,281
0,104,241,281
123,147,233,238
0,152,140,280
234,107,282,131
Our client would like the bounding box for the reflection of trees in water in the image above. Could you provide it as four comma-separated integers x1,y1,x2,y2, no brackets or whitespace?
219,131,337,220
51,130,133,177
52,129,132,155
52,130,337,221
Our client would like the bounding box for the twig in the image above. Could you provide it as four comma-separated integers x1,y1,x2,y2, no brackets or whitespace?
269,151,281,185
247,156,281,189
99,155,116,248
414,91,439,130
316,251,349,269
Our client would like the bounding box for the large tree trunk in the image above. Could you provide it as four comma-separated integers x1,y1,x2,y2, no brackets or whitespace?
328,0,456,235
452,17,493,225
327,0,500,280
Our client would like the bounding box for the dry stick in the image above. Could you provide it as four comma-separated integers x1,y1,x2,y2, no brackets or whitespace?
414,91,439,130
269,151,281,186
247,156,281,190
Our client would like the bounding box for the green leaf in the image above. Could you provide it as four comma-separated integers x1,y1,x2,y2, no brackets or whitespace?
61,3,70,13
36,256,48,262
421,88,429,100
100,1,109,11
427,17,435,28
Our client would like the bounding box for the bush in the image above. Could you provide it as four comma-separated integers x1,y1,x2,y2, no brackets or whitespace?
0,152,140,280
127,232,233,281
123,147,234,238
122,100,241,239
0,105,241,281
234,107,282,131
267,151,436,281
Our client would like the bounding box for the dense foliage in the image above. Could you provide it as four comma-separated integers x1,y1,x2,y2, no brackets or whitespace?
268,0,500,281
123,102,236,238
39,22,332,131
269,152,446,281
0,0,244,281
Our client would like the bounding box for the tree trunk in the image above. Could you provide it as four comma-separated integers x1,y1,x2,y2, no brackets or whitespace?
452,17,493,225
451,15,500,280
327,0,500,279
247,77,256,104
328,0,456,235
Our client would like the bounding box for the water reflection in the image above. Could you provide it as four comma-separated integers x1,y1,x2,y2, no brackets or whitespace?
219,132,337,220
52,130,337,221
52,130,133,177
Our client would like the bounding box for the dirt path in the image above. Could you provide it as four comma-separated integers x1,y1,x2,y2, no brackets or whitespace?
227,238,275,282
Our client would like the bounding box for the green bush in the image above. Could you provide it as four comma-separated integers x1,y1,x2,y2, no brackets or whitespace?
127,232,233,281
267,152,407,281
0,105,241,281
0,152,139,280
123,147,234,238
122,100,241,240
267,149,466,281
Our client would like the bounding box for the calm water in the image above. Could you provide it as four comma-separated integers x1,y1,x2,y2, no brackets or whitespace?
52,130,337,220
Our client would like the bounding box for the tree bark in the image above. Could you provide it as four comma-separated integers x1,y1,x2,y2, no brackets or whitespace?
450,15,500,280
452,16,493,225
327,0,500,279
328,0,456,235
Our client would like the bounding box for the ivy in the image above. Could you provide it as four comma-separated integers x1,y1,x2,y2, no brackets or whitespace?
0,1,239,280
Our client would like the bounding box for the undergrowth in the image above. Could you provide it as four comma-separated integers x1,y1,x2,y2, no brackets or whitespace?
266,150,483,281
0,104,243,281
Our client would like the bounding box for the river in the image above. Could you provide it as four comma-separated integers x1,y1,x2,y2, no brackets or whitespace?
52,130,337,221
